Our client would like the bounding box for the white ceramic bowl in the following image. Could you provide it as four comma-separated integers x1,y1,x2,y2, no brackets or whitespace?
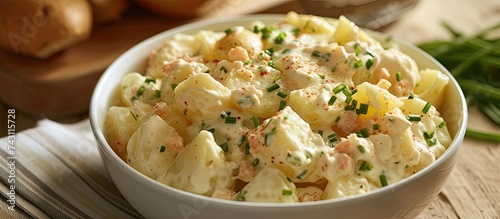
90,14,467,219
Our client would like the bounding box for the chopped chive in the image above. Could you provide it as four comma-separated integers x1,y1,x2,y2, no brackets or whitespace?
357,103,369,115
224,28,233,34
357,145,365,153
170,83,178,90
282,189,293,196
328,133,339,143
268,60,275,68
422,102,432,114
273,76,281,82
261,27,271,40
354,60,364,68
237,135,247,147
253,26,259,33
335,116,341,123
252,158,259,166
219,142,229,152
220,111,229,118
407,114,422,121
279,100,287,111
265,48,275,57
365,51,374,57
265,133,272,146
136,86,145,96
331,66,337,72
160,145,166,153
154,90,161,98
220,66,228,73
317,130,324,136
408,93,414,99
379,175,388,187
396,72,401,81
225,116,237,124
438,121,447,128
333,84,347,94
274,32,287,44
424,131,437,146
292,28,300,36
297,170,308,179
328,95,337,105
266,83,280,92
366,59,374,69
204,69,210,73
345,99,357,110
351,89,358,95
312,50,321,57
144,78,156,84
252,116,260,127
235,190,246,201
277,91,287,98
130,111,138,121
373,124,379,130
258,53,264,60
207,128,215,133
359,161,373,171
244,60,250,65
245,143,250,154
342,88,352,97
359,128,369,138
318,74,325,79
355,44,361,56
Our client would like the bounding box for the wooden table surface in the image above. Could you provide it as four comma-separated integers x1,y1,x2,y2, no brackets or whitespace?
1,0,499,218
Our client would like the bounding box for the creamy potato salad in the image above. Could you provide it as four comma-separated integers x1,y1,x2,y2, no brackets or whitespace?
105,12,452,203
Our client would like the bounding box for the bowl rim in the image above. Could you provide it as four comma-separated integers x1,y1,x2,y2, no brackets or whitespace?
89,13,468,208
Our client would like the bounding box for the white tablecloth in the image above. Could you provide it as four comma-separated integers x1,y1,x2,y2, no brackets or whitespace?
0,119,142,218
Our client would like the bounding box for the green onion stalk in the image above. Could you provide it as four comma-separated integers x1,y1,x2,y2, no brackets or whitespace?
418,22,500,142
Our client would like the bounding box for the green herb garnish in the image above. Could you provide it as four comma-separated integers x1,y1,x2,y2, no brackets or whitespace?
354,60,363,68
251,115,260,128
136,86,145,96
282,189,293,196
274,32,287,44
407,114,421,122
333,84,347,94
422,102,432,114
225,116,237,124
277,91,287,98
328,95,337,105
279,100,287,111
396,72,401,81
266,83,280,92
144,78,156,84
219,142,229,152
359,161,373,171
379,174,388,187
418,22,500,142
365,59,374,70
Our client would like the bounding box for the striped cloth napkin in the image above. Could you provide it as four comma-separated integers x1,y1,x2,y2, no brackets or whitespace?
0,119,142,219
